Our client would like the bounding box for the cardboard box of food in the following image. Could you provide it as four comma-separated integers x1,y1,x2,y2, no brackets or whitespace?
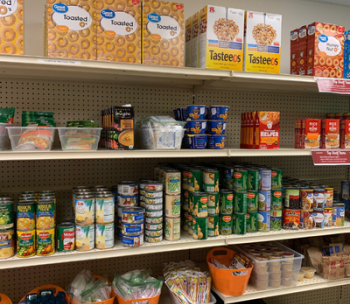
185,16,191,67
296,118,321,149
254,111,280,149
298,26,308,75
341,120,350,149
244,11,282,74
191,11,200,68
321,119,340,149
290,29,299,75
344,31,350,79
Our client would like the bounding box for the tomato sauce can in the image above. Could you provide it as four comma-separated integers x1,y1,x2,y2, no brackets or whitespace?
283,209,300,230
208,214,219,237
247,191,258,212
258,190,271,211
234,191,247,213
324,208,333,227
271,190,282,210
76,223,95,251
301,189,313,209
333,203,345,226
207,192,219,215
325,188,334,207
36,228,55,256
258,211,270,232
57,222,75,252
246,212,258,233
36,200,55,229
233,213,247,235
313,189,325,209
17,201,35,231
300,209,315,229
259,169,271,191
311,209,325,228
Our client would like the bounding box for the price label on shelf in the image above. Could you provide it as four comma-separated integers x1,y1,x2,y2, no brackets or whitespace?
37,59,81,65
312,150,350,165
315,78,350,94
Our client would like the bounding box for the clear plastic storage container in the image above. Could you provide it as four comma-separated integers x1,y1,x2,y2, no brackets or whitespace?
234,242,304,291
58,128,102,151
0,123,12,150
7,127,55,151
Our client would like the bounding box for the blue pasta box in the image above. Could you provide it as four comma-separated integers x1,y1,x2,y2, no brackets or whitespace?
185,120,207,134
344,31,350,79
187,105,206,120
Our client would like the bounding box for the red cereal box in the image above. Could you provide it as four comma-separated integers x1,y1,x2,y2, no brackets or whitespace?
298,26,308,75
290,29,299,75
341,120,350,149
295,119,301,149
301,119,321,149
321,119,340,149
254,112,280,149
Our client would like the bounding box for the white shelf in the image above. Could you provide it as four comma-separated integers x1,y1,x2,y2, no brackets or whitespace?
2,223,350,270
213,275,350,303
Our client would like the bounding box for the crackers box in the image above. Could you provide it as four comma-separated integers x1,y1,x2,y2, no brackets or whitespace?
185,16,191,67
321,119,340,149
98,0,142,63
254,111,280,149
307,22,345,78
45,0,95,59
290,29,299,75
341,120,350,149
191,11,199,68
0,0,24,55
244,11,282,74
298,26,308,75
142,0,184,66
198,5,245,71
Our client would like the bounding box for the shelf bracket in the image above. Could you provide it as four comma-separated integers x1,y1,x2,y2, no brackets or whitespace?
193,78,224,93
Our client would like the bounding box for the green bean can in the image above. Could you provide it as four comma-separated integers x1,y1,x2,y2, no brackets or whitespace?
270,210,282,231
246,212,258,233
248,169,259,191
187,213,193,235
57,222,75,252
233,169,248,191
271,168,283,190
192,216,208,240
208,214,219,237
219,214,232,235
233,213,247,235
188,168,202,192
164,169,181,195
181,167,190,190
192,192,208,217
0,201,14,229
234,191,247,213
182,190,190,211
202,169,219,192
271,190,283,210
219,190,233,214
247,191,258,213
207,192,219,215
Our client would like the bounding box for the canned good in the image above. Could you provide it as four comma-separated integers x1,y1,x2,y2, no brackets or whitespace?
16,201,36,231
224,167,234,190
259,169,271,190
140,181,163,192
324,208,333,227
311,209,325,228
285,188,300,209
313,189,325,209
341,180,350,200
117,181,138,196
76,224,94,251
234,191,247,213
145,235,163,243
145,217,162,224
203,169,219,192
145,222,162,230
283,209,300,230
188,168,202,192
143,191,163,198
0,201,14,229
122,207,145,224
219,214,232,235
17,230,35,258
182,190,190,211
208,215,219,237
301,189,313,209
325,188,334,208
145,209,163,218
219,190,233,214
187,214,193,235
271,168,283,189
270,210,282,231
165,217,181,241
165,194,181,217
333,203,345,226
258,211,270,232
233,213,247,235
145,203,163,211
57,222,75,252
248,169,259,191
258,190,271,211
145,229,162,237
75,194,95,225
118,195,138,206
95,193,115,224
246,212,258,233
122,222,144,235
0,228,14,259
36,228,55,256
271,190,282,210
192,192,208,217
207,192,219,215
193,216,208,240
36,200,55,229
164,169,181,195
233,169,248,191
95,223,114,249
181,167,189,190
122,234,144,247
247,191,258,212
300,209,315,229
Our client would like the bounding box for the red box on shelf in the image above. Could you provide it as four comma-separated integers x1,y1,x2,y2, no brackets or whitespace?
290,29,299,75
254,112,280,149
340,120,350,149
300,118,321,149
298,26,308,75
321,119,340,149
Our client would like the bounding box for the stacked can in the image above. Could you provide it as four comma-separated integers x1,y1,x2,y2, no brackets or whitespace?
0,197,15,259
233,168,247,235
258,168,272,232
246,169,259,233
270,169,283,231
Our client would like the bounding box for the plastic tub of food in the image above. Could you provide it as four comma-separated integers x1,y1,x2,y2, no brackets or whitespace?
254,265,268,274
269,278,281,288
298,270,305,281
269,264,281,272
282,277,293,286
282,270,294,278
7,127,55,151
282,262,294,271
0,123,12,150
270,271,281,280
57,127,102,151
301,267,316,279
252,270,269,281
250,277,268,291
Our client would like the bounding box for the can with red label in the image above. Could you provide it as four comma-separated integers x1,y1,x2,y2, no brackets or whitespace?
271,190,282,210
313,189,325,209
300,209,314,229
324,208,333,227
57,222,75,252
283,209,300,230
325,188,333,207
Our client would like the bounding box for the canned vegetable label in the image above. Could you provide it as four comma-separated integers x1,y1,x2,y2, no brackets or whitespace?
165,194,181,217
285,188,300,209
207,192,219,215
233,169,247,191
271,190,282,210
165,217,181,241
233,213,247,235
17,202,35,230
75,197,94,224
36,228,55,256
259,169,271,190
17,230,35,258
220,191,233,214
234,191,247,213
0,202,14,229
258,211,270,232
203,170,219,192
224,168,234,190
76,224,94,251
95,223,114,249
192,192,208,217
219,214,232,235
165,171,181,195
188,169,202,192
247,191,258,212
208,215,219,237
193,216,208,240
57,223,75,252
248,170,259,191
96,197,114,223
246,212,258,233
271,168,283,189
182,190,190,211
270,210,282,231
36,201,55,229
283,209,300,230
258,190,271,211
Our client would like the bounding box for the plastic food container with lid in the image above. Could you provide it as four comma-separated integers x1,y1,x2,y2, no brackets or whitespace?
57,127,102,150
301,267,316,279
0,123,12,150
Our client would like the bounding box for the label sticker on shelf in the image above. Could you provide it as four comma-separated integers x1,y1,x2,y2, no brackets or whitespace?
37,59,81,65
312,150,350,165
315,78,350,94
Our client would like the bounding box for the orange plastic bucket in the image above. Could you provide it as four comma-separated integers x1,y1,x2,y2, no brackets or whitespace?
206,247,253,296
19,285,70,304
0,293,13,304
116,293,160,304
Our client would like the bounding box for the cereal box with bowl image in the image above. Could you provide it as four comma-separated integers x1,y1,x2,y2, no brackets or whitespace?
307,22,345,78
244,11,282,74
45,0,96,60
142,0,184,67
0,0,24,55
298,25,308,75
198,5,245,71
98,0,142,63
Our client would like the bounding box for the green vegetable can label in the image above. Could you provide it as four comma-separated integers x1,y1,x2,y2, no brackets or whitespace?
203,170,219,192
187,214,193,235
165,171,181,195
247,191,258,213
233,169,247,191
271,190,283,210
270,210,282,231
234,191,247,213
165,194,181,217
246,212,258,233
208,214,219,237
271,168,283,190
0,203,14,229
188,169,202,192
182,191,190,211
192,192,208,217
207,192,219,215
219,214,232,235
248,170,259,191
233,213,247,235
57,223,75,252
219,191,233,214
193,216,208,240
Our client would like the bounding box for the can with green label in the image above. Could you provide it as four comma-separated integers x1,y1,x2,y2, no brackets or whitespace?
219,190,233,214
247,190,258,212
192,192,208,217
246,212,258,233
193,216,208,240
188,168,202,192
187,213,193,235
271,189,283,210
203,169,219,192
207,192,219,215
270,210,282,231
219,214,232,235
208,214,219,237
0,201,14,229
181,167,190,190
182,190,190,211
271,168,283,190
248,169,259,191
233,213,247,235
182,210,188,231
233,169,248,191
234,191,247,213
57,222,75,252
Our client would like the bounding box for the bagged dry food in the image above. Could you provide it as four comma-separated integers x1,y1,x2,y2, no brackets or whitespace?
16,128,54,150
307,247,323,274
329,243,344,256
0,108,15,124
322,256,344,280
22,111,56,127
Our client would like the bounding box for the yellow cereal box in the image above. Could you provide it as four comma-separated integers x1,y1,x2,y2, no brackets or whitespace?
244,11,282,74
185,16,191,67
0,0,24,55
45,0,97,60
98,0,141,63
191,12,199,68
198,6,245,71
142,0,184,66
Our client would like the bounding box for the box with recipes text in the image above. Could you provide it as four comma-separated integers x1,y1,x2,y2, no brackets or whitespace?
244,11,282,74
198,5,245,71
